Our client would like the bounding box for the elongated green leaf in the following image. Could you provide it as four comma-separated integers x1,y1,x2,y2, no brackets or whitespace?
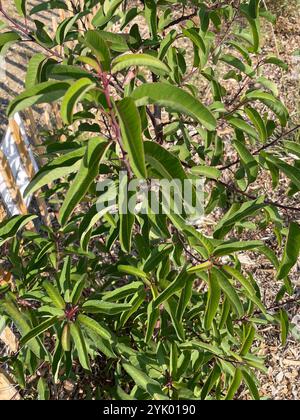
43,280,65,310
153,269,192,309
30,1,68,15
7,81,70,117
187,261,213,274
84,30,111,72
264,153,300,193
190,166,221,180
279,309,289,346
20,316,57,347
77,314,113,341
1,300,45,358
245,107,268,142
14,0,27,17
92,0,123,27
245,90,289,127
183,28,206,54
104,281,144,301
37,377,49,400
144,141,186,181
225,368,243,400
221,54,255,77
25,53,47,89
112,53,169,74
59,138,108,226
213,198,265,239
0,31,21,54
240,324,256,356
131,83,217,131
228,117,258,139
122,363,167,400
70,321,90,371
116,98,147,178
213,268,244,317
214,240,263,257
61,78,96,125
277,222,300,280
204,272,221,329
0,215,37,246
145,301,160,343
242,369,260,400
24,147,84,197
117,265,148,280
222,267,265,314
82,300,132,315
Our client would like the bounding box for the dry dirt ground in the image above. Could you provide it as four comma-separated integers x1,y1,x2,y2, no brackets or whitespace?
0,0,299,400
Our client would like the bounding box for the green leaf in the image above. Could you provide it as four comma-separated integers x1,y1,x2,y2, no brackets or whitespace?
264,154,300,193
228,117,258,140
37,377,50,400
77,314,113,342
279,309,289,346
43,280,65,310
144,141,186,181
55,12,83,45
14,0,27,17
82,300,132,315
104,281,143,302
24,147,85,197
277,223,300,280
145,301,160,343
213,268,244,317
30,1,68,15
153,269,193,309
242,369,260,400
244,107,268,142
213,198,265,239
7,81,70,117
84,30,111,72
92,0,123,27
190,166,221,180
131,83,217,131
1,300,45,358
204,272,221,329
214,240,263,257
20,316,58,347
122,363,167,400
233,140,259,184
245,90,289,127
70,321,90,371
117,265,148,280
221,54,255,77
112,53,170,74
263,56,288,70
61,78,96,125
59,138,109,226
248,0,260,19
116,97,147,178
225,368,243,400
187,261,213,274
240,324,256,355
0,215,37,247
25,53,47,89
0,32,21,54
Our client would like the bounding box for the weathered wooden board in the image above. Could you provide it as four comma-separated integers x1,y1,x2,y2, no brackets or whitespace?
0,113,38,216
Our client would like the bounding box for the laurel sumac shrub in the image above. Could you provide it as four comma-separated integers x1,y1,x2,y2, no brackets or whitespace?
0,0,299,400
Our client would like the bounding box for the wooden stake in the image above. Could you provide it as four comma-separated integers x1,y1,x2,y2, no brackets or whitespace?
0,149,28,215
9,119,52,227
9,120,35,180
